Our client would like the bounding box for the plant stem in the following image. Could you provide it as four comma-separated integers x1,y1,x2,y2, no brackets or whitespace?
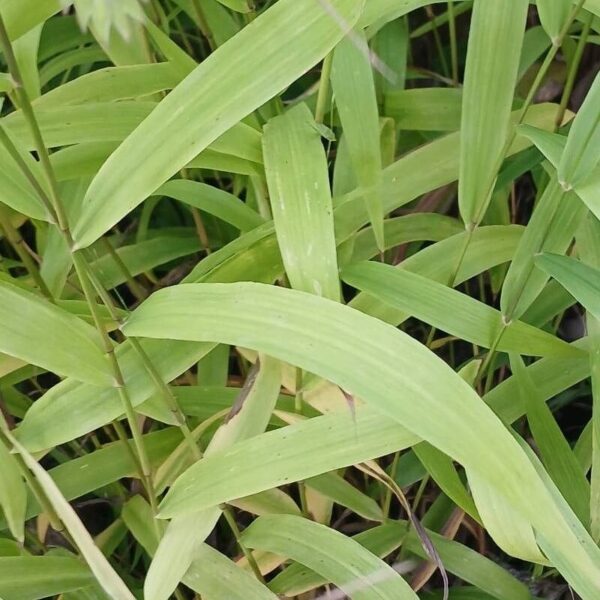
0,205,52,298
554,11,592,132
222,506,266,584
0,11,158,513
447,0,458,85
190,0,216,51
101,237,147,301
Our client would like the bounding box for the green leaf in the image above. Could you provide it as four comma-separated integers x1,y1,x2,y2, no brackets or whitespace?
73,0,365,249
271,521,530,600
349,225,524,325
122,282,600,597
334,103,560,243
537,0,571,42
263,103,340,300
16,340,213,451
156,406,417,514
242,515,418,599
155,180,264,232
500,176,586,321
413,443,479,522
185,544,277,600
577,213,600,541
0,556,94,600
0,438,26,542
4,103,262,162
341,260,577,357
459,0,529,226
2,429,136,600
145,356,282,600
1,0,63,41
331,29,385,250
305,472,384,522
535,253,600,320
559,71,600,188
0,126,50,221
384,88,462,131
13,24,42,100
510,353,590,526
34,63,182,108
346,213,463,263
517,124,566,168
0,278,113,386
213,0,251,13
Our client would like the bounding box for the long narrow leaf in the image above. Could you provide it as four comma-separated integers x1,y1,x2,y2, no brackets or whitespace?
73,0,365,249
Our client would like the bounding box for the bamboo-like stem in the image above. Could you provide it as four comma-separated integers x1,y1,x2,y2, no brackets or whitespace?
0,11,158,513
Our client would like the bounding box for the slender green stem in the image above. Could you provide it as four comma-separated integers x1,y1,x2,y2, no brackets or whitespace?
72,253,158,516
0,11,158,514
475,323,508,390
190,0,216,51
383,451,401,519
425,5,449,79
0,205,52,298
447,1,458,85
555,12,592,131
79,262,202,463
0,124,55,220
191,207,212,255
315,53,333,124
101,237,147,301
0,418,67,542
222,506,266,584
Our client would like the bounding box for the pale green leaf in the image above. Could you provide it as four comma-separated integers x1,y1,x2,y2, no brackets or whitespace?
500,176,586,321
331,29,384,249
34,63,182,108
0,556,94,600
242,514,418,599
559,70,600,187
1,0,63,41
384,88,462,131
459,0,529,226
145,356,281,600
305,472,384,522
122,282,600,597
2,430,136,600
185,544,277,600
535,253,600,320
271,521,530,600
517,124,566,168
0,278,113,386
510,353,590,525
342,260,577,357
537,0,572,42
73,0,365,249
13,24,42,100
16,340,213,451
264,103,340,300
155,180,264,232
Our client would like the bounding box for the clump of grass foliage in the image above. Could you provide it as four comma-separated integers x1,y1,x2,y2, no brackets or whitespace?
1,0,600,598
